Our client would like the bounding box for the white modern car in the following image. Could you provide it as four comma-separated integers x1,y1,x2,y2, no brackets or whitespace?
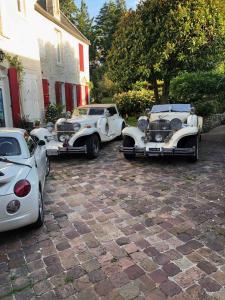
0,128,49,232
32,104,126,159
120,104,203,162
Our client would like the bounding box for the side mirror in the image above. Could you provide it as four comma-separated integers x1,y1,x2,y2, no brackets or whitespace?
105,110,110,118
38,140,46,146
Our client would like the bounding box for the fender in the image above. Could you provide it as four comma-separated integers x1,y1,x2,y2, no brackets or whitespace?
122,127,144,146
166,127,199,148
68,127,100,146
31,128,53,142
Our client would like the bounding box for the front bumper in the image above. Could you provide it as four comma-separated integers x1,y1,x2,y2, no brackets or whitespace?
119,146,196,157
47,145,87,156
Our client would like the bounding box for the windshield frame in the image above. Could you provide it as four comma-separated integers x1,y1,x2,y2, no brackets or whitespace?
151,104,191,113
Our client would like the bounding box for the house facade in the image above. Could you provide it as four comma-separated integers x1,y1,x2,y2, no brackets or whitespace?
0,0,90,127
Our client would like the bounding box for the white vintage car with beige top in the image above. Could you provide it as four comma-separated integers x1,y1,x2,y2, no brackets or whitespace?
120,104,203,162
32,104,125,159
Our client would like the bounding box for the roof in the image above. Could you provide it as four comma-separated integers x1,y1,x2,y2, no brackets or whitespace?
79,104,117,109
0,128,25,134
35,3,90,45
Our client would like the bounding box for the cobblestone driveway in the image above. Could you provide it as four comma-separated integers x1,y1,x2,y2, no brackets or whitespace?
1,127,225,300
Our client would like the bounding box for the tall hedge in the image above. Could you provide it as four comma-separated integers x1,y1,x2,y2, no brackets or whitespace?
170,72,225,116
113,90,155,116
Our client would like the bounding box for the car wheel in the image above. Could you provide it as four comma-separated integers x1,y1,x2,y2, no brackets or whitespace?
86,134,100,159
123,136,136,160
189,136,199,162
33,189,44,229
46,157,50,177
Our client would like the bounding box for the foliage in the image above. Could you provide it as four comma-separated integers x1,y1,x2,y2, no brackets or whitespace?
132,81,152,91
45,104,64,123
94,0,127,63
5,54,24,86
59,0,78,22
170,71,225,116
113,90,155,116
75,0,93,39
98,73,118,97
170,72,225,103
108,0,225,103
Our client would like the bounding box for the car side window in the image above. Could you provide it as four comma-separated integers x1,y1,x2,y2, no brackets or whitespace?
108,107,117,116
24,134,36,155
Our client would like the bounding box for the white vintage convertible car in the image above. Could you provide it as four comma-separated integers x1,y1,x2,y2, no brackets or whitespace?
31,104,125,159
120,104,203,161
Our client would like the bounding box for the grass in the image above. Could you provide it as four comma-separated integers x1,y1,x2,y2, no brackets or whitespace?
102,97,113,104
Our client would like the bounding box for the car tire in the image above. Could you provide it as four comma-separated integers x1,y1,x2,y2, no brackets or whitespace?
86,134,100,159
123,136,136,160
185,135,199,162
33,189,44,229
46,157,50,177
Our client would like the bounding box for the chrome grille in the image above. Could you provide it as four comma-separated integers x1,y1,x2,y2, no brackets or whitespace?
149,120,172,142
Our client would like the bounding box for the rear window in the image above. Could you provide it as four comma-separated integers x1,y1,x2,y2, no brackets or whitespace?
0,137,21,156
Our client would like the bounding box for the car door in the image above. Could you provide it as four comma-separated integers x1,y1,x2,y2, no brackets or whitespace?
107,107,119,136
26,136,46,185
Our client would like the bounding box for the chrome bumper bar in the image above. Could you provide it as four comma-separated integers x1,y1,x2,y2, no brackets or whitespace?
119,146,195,156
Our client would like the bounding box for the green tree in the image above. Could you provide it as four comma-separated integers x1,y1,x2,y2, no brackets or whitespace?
94,0,127,63
108,0,225,103
59,0,78,22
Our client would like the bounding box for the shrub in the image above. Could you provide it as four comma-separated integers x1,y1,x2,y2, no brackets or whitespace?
45,103,64,123
170,72,225,103
113,90,155,116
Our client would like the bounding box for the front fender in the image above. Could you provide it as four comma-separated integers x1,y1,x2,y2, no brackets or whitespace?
69,128,100,146
31,128,53,142
122,127,144,146
167,127,199,148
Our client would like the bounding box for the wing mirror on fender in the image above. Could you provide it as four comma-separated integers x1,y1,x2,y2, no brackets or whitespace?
38,140,46,146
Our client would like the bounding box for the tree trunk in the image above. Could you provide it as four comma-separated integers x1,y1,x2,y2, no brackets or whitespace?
161,79,170,104
150,66,159,103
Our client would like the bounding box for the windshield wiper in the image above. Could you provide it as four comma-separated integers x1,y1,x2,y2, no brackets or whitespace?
0,157,32,169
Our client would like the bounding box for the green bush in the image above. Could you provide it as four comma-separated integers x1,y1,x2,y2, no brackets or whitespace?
45,103,64,123
113,90,155,116
170,72,225,103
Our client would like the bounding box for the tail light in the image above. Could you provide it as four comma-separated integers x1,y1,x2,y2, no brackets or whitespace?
14,180,31,197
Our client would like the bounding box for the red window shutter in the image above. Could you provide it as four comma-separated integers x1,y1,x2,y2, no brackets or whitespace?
65,83,73,112
85,86,89,105
79,44,84,72
76,85,82,107
55,81,61,105
8,68,21,127
42,79,50,108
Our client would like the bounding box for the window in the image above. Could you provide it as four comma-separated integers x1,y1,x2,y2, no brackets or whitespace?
79,44,84,72
108,107,117,116
56,30,62,64
17,0,26,15
89,108,105,116
0,137,21,156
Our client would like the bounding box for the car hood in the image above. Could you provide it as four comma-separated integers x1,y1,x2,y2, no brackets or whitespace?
0,159,32,196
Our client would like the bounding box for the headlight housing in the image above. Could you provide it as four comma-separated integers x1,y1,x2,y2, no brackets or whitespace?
138,118,148,132
73,123,81,132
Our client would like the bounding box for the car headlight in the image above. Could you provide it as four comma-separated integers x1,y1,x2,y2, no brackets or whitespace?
138,118,148,132
59,134,70,142
155,134,163,142
170,118,182,131
73,123,81,132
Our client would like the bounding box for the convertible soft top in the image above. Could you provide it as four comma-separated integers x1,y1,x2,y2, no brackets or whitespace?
151,104,191,113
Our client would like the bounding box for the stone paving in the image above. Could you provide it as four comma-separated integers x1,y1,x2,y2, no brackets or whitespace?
1,126,225,299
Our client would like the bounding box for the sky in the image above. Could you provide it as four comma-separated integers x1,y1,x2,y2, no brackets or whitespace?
74,0,137,18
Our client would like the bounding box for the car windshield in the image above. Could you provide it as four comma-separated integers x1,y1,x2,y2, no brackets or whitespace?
151,104,191,113
88,108,105,116
0,137,21,156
